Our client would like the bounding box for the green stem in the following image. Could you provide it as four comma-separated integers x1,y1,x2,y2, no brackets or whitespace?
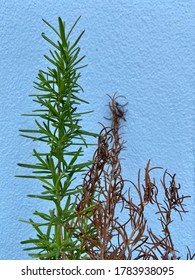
56,97,66,260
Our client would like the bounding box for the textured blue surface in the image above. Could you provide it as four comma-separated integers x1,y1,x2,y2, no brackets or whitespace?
0,0,194,259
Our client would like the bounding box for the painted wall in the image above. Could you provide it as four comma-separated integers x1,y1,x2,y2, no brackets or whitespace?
0,0,194,259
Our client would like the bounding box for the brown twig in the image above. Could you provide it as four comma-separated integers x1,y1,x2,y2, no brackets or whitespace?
73,94,194,260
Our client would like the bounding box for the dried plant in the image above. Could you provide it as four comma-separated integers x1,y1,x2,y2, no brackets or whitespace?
17,16,193,260
74,94,194,260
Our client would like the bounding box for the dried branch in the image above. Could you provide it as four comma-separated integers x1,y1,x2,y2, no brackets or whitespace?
74,93,194,260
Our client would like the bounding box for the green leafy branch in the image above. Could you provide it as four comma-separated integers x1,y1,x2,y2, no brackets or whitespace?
17,17,99,260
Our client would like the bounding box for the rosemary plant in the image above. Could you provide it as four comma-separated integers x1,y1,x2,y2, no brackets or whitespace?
17,17,194,261
17,17,98,260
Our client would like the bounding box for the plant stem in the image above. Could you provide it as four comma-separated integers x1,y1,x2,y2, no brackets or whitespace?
56,95,66,259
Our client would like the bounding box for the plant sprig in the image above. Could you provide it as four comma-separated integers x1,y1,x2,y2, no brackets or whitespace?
17,17,98,260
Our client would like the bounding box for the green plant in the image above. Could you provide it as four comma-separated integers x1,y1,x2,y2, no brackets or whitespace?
17,17,98,260
17,17,194,260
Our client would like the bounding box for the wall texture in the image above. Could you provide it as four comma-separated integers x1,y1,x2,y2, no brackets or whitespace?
0,0,194,259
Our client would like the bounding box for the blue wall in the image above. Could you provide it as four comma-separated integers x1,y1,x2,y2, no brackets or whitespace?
0,0,194,259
